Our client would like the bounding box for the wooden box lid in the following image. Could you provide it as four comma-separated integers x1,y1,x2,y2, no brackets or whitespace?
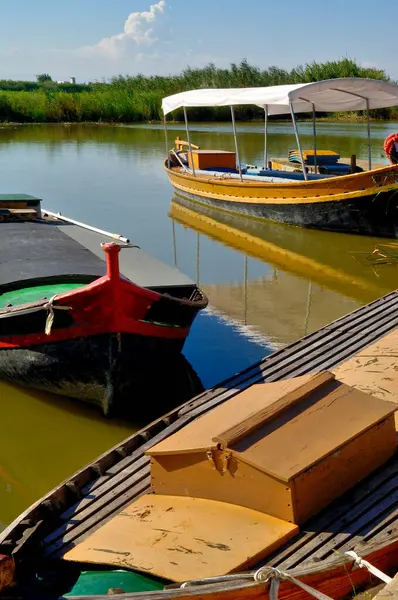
63,494,298,582
148,372,397,483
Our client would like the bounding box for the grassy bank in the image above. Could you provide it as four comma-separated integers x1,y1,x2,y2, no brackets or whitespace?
1,58,397,123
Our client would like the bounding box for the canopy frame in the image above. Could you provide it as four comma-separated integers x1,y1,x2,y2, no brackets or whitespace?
230,106,243,182
290,102,308,181
162,78,398,178
329,87,373,170
264,105,268,170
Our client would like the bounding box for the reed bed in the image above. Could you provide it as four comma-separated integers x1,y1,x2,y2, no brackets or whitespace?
0,58,397,123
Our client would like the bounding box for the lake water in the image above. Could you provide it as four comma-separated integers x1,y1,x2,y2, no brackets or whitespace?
1,120,397,528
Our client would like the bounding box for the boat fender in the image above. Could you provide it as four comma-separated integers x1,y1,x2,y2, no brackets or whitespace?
383,133,398,164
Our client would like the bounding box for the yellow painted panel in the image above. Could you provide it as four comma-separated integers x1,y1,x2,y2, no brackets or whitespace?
148,373,326,456
64,494,298,582
332,330,398,427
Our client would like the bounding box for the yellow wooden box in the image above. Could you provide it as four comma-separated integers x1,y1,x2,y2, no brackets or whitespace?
148,372,397,525
188,149,236,171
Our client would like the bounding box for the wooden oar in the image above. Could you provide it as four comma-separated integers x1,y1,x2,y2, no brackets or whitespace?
42,209,130,244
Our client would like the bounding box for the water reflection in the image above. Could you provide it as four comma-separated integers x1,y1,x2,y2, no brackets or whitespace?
170,194,398,346
0,352,202,529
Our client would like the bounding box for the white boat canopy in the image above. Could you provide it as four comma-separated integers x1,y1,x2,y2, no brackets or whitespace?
162,78,398,116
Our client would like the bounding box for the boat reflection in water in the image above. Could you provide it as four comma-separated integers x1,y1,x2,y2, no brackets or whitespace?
169,194,398,347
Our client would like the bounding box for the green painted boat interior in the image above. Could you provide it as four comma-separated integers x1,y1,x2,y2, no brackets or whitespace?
0,283,83,309
63,569,165,596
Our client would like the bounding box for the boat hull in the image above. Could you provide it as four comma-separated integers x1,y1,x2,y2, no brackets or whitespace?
0,332,202,417
167,164,398,237
0,241,207,416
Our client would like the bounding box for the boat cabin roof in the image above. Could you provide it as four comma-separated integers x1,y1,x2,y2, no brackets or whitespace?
162,77,398,115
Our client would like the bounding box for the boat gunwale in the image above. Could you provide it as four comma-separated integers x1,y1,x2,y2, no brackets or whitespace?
164,162,398,190
29,534,398,599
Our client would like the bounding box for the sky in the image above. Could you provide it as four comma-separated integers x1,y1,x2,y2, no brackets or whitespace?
0,0,396,82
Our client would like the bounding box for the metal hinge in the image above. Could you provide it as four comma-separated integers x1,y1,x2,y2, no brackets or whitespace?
206,448,231,474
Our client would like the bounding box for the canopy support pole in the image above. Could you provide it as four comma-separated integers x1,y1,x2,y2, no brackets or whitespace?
330,88,374,170
312,103,317,174
163,114,169,168
290,102,308,181
264,105,268,170
230,106,243,182
366,99,372,170
183,106,196,177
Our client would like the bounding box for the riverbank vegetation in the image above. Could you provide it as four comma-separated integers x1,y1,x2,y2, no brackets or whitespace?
0,58,397,123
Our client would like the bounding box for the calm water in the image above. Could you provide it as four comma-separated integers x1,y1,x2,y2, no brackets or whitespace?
1,120,398,528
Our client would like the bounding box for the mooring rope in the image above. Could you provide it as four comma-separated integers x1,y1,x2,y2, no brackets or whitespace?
178,551,392,597
0,295,71,335
345,551,392,584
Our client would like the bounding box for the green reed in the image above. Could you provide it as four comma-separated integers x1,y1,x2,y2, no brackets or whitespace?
0,58,397,123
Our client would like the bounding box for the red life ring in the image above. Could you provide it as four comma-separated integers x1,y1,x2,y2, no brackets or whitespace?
384,133,398,163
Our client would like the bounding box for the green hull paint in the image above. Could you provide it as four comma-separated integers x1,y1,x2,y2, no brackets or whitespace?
64,570,165,596
0,283,83,309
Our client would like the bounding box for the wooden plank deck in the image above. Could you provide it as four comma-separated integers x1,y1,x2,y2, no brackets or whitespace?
1,290,398,570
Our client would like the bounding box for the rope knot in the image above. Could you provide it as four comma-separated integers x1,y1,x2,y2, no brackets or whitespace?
345,550,365,569
253,566,286,583
44,295,71,335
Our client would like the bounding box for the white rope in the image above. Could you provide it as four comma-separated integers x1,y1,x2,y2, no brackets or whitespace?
345,551,392,584
0,296,71,335
178,551,392,596
254,567,335,600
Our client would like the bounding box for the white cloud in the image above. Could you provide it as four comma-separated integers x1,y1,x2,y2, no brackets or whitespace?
81,1,166,58
0,2,230,81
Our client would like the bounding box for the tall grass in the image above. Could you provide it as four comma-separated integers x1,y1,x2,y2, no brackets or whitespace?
0,58,396,123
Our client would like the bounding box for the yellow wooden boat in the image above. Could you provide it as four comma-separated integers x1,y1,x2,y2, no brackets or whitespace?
162,78,398,238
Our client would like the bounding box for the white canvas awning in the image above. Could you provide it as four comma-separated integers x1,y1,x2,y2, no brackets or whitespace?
162,78,398,116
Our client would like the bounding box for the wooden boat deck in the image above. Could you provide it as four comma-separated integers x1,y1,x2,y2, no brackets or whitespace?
1,290,398,573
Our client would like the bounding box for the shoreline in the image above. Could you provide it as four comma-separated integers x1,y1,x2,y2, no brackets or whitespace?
0,116,397,127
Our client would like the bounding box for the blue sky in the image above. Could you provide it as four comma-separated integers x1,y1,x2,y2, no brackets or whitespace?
0,0,395,82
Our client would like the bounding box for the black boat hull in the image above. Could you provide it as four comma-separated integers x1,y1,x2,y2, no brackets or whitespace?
0,333,203,417
173,187,398,238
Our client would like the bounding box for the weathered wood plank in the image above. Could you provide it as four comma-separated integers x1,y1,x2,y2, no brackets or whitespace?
300,485,398,562
46,477,152,557
270,457,398,570
373,574,398,600
43,467,151,549
186,308,398,422
179,292,398,416
55,456,150,524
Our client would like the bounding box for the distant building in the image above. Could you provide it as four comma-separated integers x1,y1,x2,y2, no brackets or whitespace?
56,77,76,84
